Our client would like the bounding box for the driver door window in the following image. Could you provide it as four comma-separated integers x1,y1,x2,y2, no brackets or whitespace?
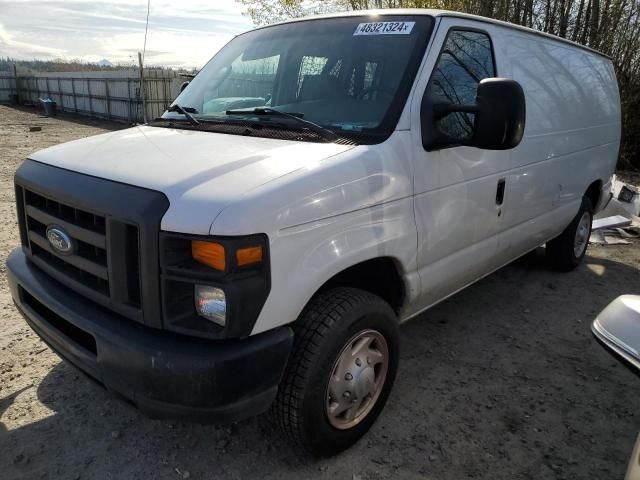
428,30,496,141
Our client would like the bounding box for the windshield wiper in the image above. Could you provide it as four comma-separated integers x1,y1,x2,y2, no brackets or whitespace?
166,104,200,126
225,107,338,142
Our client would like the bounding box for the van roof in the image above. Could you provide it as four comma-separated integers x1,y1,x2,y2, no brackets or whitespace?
258,9,610,60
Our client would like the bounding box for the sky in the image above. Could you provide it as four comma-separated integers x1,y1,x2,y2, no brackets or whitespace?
0,0,255,68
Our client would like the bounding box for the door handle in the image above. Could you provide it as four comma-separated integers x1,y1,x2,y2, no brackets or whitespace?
496,178,506,206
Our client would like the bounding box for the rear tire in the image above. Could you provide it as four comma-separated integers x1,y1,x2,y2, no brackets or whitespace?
546,196,593,271
272,287,399,457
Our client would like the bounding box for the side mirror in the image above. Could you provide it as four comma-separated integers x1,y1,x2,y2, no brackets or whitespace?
180,81,190,93
592,295,640,479
421,77,526,151
592,295,640,372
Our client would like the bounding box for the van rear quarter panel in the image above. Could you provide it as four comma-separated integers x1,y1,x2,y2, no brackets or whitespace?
496,25,620,256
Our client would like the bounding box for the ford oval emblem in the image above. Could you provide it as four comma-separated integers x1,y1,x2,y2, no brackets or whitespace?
46,225,74,255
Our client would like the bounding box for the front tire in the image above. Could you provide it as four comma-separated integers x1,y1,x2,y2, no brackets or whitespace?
546,196,593,271
272,287,399,457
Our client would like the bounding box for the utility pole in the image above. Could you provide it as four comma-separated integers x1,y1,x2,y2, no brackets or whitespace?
138,51,147,123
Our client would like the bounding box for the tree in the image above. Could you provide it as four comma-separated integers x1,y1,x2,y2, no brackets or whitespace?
236,0,348,25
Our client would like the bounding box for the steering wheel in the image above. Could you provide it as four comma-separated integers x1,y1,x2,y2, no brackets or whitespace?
356,86,395,100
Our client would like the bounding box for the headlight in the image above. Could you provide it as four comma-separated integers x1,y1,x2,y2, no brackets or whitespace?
191,240,263,272
191,240,226,271
160,232,270,339
195,285,226,326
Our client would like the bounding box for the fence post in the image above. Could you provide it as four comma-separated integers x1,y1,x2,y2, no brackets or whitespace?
87,78,93,116
153,78,159,119
45,77,51,102
127,78,132,123
12,64,19,103
57,78,63,111
71,78,78,113
138,52,147,123
105,79,112,120
163,78,169,113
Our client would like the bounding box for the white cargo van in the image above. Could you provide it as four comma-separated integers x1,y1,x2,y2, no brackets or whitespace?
7,9,620,456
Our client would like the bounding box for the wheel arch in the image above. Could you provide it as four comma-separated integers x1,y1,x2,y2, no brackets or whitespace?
313,256,406,315
247,195,419,336
585,179,602,209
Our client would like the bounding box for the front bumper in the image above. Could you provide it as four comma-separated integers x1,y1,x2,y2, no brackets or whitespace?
7,248,293,423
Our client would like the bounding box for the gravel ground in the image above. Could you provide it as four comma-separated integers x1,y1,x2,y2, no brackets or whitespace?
1,105,639,480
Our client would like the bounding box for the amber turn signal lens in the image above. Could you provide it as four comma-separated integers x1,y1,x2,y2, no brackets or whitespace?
236,245,263,267
192,241,225,271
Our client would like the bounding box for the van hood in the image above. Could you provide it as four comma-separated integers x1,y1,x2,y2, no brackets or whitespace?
29,125,354,234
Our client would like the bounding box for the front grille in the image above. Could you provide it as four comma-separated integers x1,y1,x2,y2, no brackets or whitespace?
24,189,110,298
14,160,170,329
17,185,143,321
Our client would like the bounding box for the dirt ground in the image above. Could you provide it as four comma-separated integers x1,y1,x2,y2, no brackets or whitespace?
0,104,639,480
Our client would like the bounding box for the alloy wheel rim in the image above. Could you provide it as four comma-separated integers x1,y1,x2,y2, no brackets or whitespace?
325,329,389,430
574,211,591,257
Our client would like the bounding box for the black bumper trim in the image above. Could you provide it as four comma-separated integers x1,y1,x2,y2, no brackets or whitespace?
7,248,293,423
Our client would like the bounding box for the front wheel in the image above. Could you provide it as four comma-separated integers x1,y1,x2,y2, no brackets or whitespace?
271,287,399,457
546,196,593,271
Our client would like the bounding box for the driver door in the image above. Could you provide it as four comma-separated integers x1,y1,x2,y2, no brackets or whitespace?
410,19,510,309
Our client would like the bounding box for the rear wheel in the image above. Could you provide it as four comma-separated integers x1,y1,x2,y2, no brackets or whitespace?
546,196,593,271
272,287,399,457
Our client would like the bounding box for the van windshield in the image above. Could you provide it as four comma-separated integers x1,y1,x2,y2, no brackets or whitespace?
162,15,434,143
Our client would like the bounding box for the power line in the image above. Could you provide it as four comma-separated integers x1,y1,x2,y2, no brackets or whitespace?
142,0,151,66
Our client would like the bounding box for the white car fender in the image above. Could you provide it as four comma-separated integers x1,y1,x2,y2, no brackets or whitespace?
211,132,421,334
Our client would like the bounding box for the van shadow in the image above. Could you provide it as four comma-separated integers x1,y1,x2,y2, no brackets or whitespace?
1,249,639,480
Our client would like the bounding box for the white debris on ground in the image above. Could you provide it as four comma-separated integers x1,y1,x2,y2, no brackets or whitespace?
590,175,640,245
590,227,640,245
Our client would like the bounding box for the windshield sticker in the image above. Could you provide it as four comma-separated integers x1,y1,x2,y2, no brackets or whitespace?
353,21,415,36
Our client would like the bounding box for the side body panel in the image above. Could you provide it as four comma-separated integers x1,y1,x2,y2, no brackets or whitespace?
498,24,621,259
212,132,421,335
406,17,620,318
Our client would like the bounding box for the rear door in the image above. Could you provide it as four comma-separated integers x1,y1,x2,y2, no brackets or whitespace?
410,18,510,309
